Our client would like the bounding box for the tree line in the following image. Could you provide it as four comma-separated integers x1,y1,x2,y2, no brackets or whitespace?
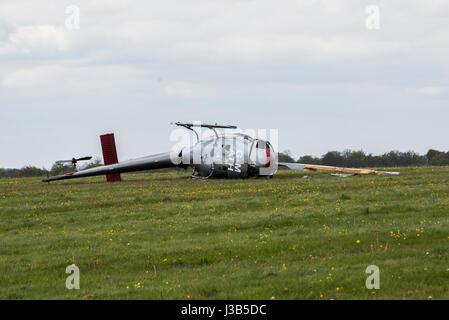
0,158,102,178
278,149,449,168
1,149,448,178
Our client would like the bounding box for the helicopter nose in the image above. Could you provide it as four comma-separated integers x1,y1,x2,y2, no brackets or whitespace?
265,145,271,168
252,140,273,168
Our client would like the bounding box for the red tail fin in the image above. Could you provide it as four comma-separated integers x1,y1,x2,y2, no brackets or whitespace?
100,133,122,182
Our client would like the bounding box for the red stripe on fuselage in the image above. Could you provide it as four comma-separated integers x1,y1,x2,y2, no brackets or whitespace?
265,147,271,167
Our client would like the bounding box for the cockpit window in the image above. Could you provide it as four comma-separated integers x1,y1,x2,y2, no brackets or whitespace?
256,141,266,149
201,139,214,147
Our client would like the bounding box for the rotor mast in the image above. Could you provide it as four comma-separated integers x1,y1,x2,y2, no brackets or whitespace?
172,122,237,140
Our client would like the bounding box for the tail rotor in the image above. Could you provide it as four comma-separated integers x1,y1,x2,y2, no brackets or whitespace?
55,156,93,170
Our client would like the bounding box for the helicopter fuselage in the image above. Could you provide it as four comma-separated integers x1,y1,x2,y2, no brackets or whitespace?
174,134,278,179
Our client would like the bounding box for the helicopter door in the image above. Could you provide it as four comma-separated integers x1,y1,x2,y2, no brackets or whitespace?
219,136,248,178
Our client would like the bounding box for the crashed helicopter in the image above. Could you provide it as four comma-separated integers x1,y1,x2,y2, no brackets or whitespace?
42,122,399,183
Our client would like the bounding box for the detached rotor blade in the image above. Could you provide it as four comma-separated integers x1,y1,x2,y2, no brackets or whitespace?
278,162,400,175
302,164,400,175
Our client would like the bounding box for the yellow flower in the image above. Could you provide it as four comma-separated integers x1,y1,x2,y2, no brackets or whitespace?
356,240,360,244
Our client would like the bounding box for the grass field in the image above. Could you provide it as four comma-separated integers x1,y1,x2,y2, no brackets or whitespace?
1,167,448,299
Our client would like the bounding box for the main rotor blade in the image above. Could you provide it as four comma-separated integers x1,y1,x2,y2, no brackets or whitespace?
76,156,93,162
172,122,237,129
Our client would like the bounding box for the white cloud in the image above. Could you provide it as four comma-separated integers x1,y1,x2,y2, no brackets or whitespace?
1,65,64,88
1,62,155,89
163,82,215,99
407,87,448,96
1,1,447,61
0,25,71,54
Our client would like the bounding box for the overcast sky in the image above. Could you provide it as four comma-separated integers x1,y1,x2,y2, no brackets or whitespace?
0,0,448,168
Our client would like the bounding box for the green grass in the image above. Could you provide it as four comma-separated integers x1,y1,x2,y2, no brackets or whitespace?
0,167,448,299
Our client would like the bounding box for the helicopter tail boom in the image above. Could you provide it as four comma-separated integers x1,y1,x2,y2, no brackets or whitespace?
43,152,177,182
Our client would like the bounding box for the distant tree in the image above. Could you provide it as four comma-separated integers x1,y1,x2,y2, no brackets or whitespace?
297,155,320,164
80,157,103,170
277,150,295,163
343,150,367,167
383,151,401,167
428,152,449,166
426,149,448,166
321,151,344,166
426,149,442,163
400,150,427,166
50,162,74,176
16,166,48,178
0,166,48,178
411,152,428,166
